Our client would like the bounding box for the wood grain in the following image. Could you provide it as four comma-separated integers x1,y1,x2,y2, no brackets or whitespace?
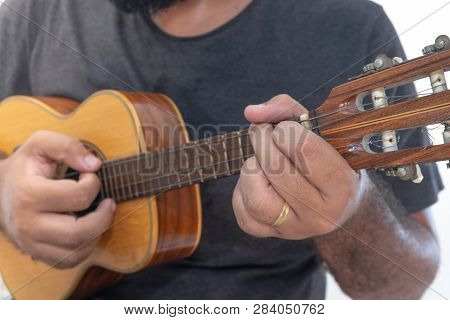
315,49,450,170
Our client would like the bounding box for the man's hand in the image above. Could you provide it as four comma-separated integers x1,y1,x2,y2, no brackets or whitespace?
232,94,364,239
233,94,439,299
0,131,115,268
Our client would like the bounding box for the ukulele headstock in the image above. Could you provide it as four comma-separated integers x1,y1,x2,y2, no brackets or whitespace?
307,35,450,183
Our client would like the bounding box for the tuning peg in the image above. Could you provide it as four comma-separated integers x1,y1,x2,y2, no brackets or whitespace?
384,165,424,184
423,35,450,55
362,54,402,75
363,54,427,183
423,35,449,94
363,56,400,158
350,55,403,80
392,57,404,65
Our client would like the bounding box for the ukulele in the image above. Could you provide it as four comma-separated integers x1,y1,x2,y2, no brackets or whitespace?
0,35,449,299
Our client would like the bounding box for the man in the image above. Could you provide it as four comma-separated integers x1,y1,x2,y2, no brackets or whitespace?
0,0,443,299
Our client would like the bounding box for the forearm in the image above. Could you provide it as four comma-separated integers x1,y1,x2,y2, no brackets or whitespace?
314,172,440,299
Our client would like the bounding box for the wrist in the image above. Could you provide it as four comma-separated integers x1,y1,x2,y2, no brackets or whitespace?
314,170,372,242
348,170,371,217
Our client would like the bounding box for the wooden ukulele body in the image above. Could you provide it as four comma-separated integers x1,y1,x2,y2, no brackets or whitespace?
0,90,202,299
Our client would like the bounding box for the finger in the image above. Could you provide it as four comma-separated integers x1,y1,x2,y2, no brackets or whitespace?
232,181,277,238
237,156,285,225
272,121,358,198
33,199,116,249
249,123,323,206
244,94,308,124
23,131,101,174
30,173,100,212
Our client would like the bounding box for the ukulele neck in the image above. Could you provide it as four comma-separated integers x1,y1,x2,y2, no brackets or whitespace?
94,111,320,203
98,127,255,202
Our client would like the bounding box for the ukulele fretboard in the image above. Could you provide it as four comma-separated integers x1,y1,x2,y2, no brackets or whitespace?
97,129,255,202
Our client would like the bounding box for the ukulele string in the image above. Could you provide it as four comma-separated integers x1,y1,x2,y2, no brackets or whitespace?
97,123,441,192
308,91,435,131
92,153,257,205
103,128,422,203
105,88,436,168
98,87,434,169
88,139,396,206
64,131,374,181
311,99,449,138
64,87,441,180
309,87,434,121
64,99,444,183
90,124,443,206
103,132,423,200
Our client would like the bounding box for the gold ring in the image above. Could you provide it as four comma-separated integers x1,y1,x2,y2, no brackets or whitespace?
272,202,290,227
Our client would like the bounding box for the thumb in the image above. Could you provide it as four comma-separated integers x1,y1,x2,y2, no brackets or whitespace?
23,131,101,174
244,94,308,124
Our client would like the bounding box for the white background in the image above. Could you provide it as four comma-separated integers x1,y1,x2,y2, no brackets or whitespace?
326,0,450,300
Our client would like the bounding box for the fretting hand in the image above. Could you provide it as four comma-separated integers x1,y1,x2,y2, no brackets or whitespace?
232,94,366,239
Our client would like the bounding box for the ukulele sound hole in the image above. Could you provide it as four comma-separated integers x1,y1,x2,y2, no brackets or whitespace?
55,142,105,218
64,168,103,218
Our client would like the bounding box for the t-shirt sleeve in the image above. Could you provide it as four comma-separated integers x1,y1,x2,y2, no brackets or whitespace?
364,6,444,214
0,0,34,99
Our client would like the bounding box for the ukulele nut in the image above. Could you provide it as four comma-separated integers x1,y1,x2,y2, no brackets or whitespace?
299,113,312,130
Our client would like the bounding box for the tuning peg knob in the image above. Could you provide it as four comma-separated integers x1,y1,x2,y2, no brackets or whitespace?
423,35,450,55
423,44,437,56
374,57,385,69
363,54,401,74
435,35,450,50
362,63,376,74
384,165,424,184
392,57,404,65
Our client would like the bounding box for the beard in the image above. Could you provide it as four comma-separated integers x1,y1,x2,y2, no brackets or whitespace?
111,0,184,13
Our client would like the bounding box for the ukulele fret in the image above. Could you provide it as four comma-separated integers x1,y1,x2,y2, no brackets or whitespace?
104,165,116,200
116,162,127,201
222,136,232,176
130,160,142,198
124,160,133,200
156,149,165,192
208,137,218,179
110,163,122,201
237,133,245,167
183,146,193,185
193,142,205,183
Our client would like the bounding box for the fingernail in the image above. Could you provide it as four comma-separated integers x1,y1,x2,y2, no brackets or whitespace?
84,154,100,168
248,104,265,109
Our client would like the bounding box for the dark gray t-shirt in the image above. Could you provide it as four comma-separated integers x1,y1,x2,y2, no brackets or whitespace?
0,0,443,299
